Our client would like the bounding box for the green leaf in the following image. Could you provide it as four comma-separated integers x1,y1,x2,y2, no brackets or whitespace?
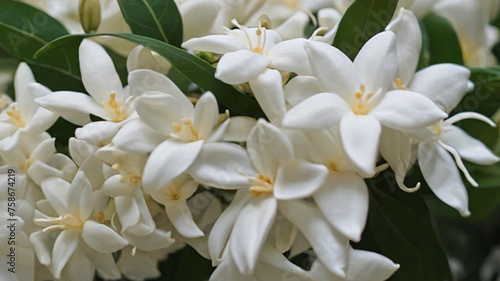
452,67,500,117
118,0,183,47
35,33,265,118
0,0,81,80
332,0,399,60
362,173,453,281
420,14,463,65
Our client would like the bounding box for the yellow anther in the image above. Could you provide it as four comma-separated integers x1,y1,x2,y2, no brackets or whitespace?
111,163,120,171
182,118,192,125
256,29,262,36
258,15,271,29
365,92,373,99
166,186,181,201
108,92,118,109
173,123,181,132
360,84,366,92
395,78,404,86
97,212,105,223
329,162,338,172
355,92,362,99
188,97,198,103
249,174,273,197
6,106,26,128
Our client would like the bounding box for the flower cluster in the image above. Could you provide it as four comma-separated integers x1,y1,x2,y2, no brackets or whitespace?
1,0,500,281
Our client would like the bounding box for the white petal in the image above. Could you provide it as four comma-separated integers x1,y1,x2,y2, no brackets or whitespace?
379,127,420,192
29,231,52,265
220,116,257,142
284,76,322,106
230,196,278,274
370,90,448,131
340,113,381,176
14,63,37,120
143,139,203,192
79,40,123,102
188,142,255,189
208,189,252,264
124,228,175,251
82,220,129,253
279,200,348,277
441,125,500,165
354,31,398,94
408,64,471,113
283,93,351,130
35,91,111,122
418,140,470,216
248,69,286,125
268,38,312,75
52,229,80,278
40,177,70,216
181,35,246,54
345,249,400,281
165,200,204,238
65,247,96,281
304,41,359,101
247,120,294,180
314,172,369,242
112,118,165,153
115,196,140,232
257,244,315,281
128,69,189,104
82,249,120,280
274,159,329,200
67,171,93,221
193,92,219,140
134,92,192,136
215,49,269,84
386,8,421,83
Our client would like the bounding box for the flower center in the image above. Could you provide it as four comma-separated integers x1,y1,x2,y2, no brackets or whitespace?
165,185,181,201
249,174,274,197
170,118,199,142
352,84,382,115
102,92,131,122
328,162,339,172
35,214,84,233
430,120,443,136
6,105,26,128
231,19,267,55
112,163,142,185
394,78,408,90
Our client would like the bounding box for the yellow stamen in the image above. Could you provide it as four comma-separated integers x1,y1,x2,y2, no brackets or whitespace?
249,174,273,197
6,105,26,128
97,212,105,223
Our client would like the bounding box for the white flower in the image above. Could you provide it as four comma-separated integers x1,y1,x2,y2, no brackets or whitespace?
96,146,156,236
417,112,500,216
283,31,447,176
0,63,57,143
35,40,135,127
189,120,348,277
31,171,128,279
127,45,171,75
182,19,310,84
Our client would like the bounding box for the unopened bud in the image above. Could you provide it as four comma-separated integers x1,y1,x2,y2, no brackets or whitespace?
79,0,101,34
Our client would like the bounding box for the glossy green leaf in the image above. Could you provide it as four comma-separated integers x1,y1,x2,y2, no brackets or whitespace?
0,1,81,79
35,33,265,118
420,14,463,65
363,173,453,281
332,0,399,60
452,67,500,117
118,0,183,47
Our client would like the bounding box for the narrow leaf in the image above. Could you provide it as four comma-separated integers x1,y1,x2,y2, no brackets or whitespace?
420,14,463,65
118,0,183,47
0,1,80,79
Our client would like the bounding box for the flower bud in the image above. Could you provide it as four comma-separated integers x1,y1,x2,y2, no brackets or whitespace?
79,0,101,34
